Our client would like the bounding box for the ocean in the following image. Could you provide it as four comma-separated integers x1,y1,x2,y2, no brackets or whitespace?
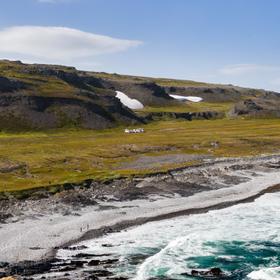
58,192,280,279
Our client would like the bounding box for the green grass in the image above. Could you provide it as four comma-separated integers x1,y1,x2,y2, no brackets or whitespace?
1,118,280,192
0,60,77,98
91,71,217,87
137,102,234,114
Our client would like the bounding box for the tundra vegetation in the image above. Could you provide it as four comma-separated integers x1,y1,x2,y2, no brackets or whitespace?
0,60,280,195
1,119,280,193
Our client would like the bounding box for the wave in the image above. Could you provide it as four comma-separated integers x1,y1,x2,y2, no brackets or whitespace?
57,192,280,280
248,267,280,280
133,192,280,280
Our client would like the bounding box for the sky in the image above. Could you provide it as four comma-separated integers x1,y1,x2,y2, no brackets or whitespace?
0,0,280,91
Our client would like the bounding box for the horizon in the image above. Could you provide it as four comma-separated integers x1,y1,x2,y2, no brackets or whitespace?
1,0,280,91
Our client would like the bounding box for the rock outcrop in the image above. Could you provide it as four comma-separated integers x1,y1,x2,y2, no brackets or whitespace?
0,76,25,93
1,59,280,130
230,98,280,117
144,111,223,121
101,79,174,106
0,61,143,130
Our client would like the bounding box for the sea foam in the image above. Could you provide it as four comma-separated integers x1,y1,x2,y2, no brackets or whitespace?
58,192,280,280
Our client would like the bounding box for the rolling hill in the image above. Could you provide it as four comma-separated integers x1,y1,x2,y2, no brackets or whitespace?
0,59,280,130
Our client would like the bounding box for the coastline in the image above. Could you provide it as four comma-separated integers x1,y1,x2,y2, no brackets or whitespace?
75,183,280,245
1,155,280,266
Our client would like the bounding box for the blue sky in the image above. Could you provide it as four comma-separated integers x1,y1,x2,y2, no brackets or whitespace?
0,0,280,91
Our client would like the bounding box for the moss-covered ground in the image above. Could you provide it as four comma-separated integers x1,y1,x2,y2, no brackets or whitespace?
0,118,280,192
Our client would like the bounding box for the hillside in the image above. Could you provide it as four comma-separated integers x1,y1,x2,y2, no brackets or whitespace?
0,60,280,130
91,70,280,103
1,60,280,194
0,60,143,130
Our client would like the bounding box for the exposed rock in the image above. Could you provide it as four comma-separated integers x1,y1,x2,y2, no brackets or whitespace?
0,213,13,223
182,267,225,278
61,245,88,251
87,260,101,266
144,111,222,121
89,270,113,277
55,191,97,207
101,79,173,107
21,65,103,90
0,76,25,93
0,60,144,130
164,85,280,103
230,98,280,117
74,253,111,259
1,60,280,130
5,261,52,276
86,275,99,280
87,259,118,266
0,94,143,130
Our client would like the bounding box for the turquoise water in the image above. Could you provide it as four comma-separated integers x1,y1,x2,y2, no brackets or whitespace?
59,192,280,279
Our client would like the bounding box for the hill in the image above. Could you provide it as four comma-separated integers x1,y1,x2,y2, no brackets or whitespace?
0,60,280,130
0,60,143,130
1,60,280,193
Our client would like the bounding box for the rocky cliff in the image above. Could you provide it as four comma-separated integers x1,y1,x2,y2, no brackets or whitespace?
0,60,143,130
0,59,280,130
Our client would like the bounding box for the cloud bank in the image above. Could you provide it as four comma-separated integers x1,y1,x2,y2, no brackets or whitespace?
0,26,142,65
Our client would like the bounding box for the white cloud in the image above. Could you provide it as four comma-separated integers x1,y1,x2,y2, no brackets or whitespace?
0,26,142,64
219,64,280,76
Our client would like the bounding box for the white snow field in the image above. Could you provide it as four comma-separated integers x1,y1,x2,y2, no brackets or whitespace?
169,94,203,102
116,91,144,110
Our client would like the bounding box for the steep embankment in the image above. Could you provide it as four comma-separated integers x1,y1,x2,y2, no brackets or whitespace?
230,97,280,118
92,71,280,117
0,60,143,130
1,60,280,130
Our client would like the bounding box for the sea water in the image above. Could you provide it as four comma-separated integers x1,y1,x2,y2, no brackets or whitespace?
59,192,280,279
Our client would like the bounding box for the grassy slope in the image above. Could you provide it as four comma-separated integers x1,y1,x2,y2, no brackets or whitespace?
1,118,280,192
137,102,234,114
0,61,279,193
91,72,218,87
0,61,78,98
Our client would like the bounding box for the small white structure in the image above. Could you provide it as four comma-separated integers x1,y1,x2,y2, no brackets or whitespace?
169,94,203,102
116,91,144,110
124,128,145,134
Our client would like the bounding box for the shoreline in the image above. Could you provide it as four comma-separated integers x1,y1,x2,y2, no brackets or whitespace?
1,155,280,265
61,183,280,257
76,183,280,244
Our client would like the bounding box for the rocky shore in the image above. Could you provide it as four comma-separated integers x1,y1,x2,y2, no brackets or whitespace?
1,155,280,279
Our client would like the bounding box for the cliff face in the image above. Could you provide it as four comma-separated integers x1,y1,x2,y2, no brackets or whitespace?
0,76,25,93
100,79,174,106
0,94,142,129
0,61,143,130
229,98,280,118
90,71,280,107
0,60,280,130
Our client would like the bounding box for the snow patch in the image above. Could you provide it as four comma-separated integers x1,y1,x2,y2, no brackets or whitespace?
116,91,144,110
170,94,203,102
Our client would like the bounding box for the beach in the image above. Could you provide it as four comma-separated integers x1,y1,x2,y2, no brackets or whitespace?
0,155,280,278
